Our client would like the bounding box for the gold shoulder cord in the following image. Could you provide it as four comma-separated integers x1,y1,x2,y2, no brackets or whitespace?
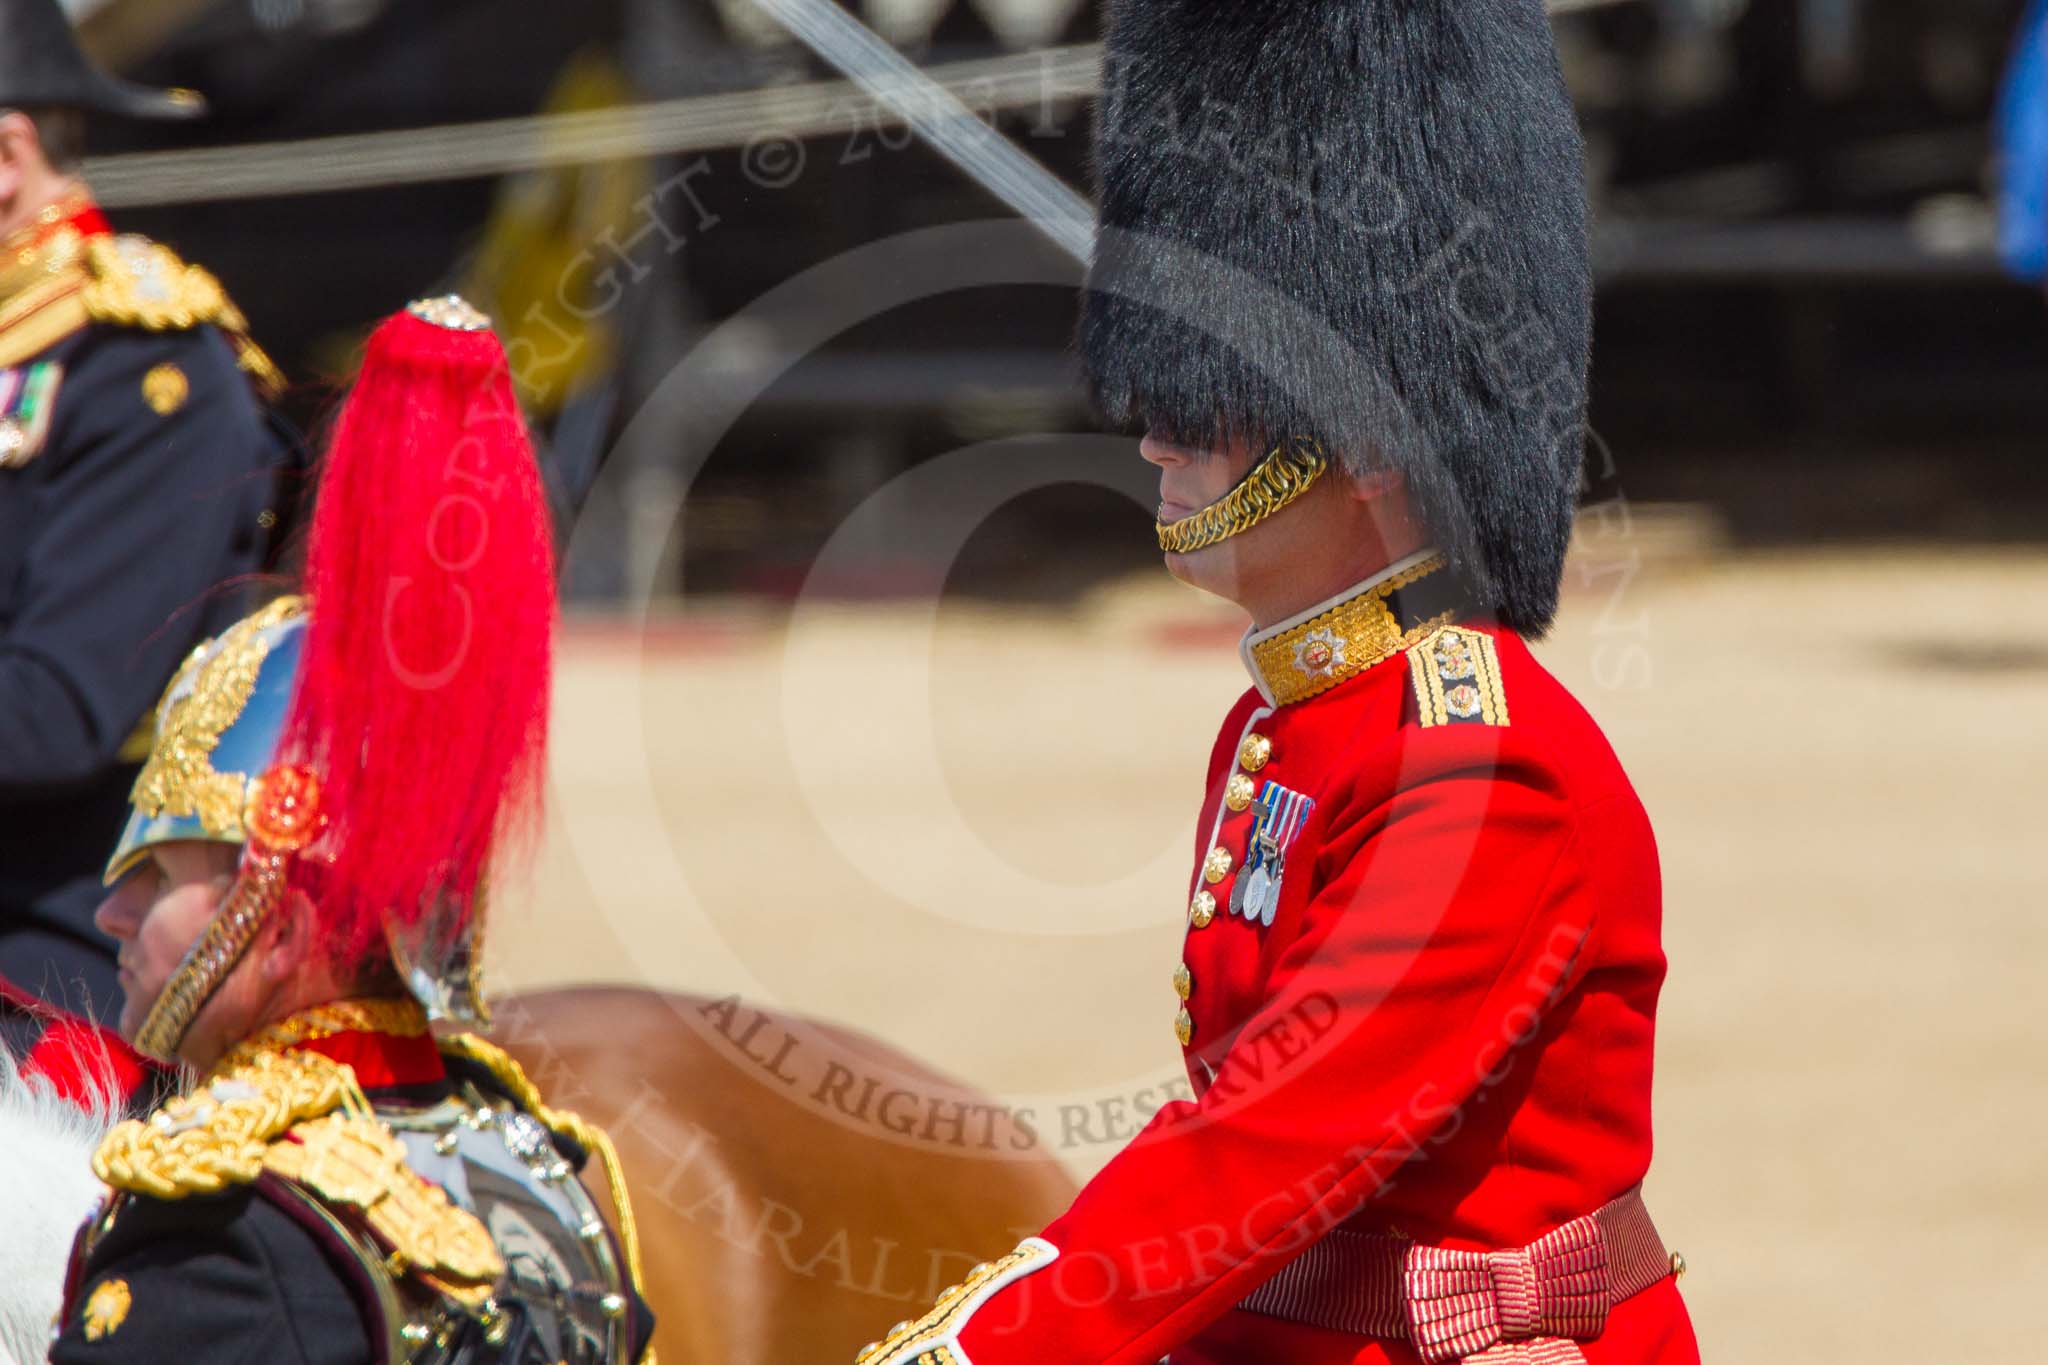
436,1032,656,1363
1156,436,1330,555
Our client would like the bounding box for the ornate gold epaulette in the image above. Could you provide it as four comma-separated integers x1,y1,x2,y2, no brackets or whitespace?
91,1043,503,1304
1407,624,1510,728
263,1113,504,1304
93,1047,362,1199
80,235,284,398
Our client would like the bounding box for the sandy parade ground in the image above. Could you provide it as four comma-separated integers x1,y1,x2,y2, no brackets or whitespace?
486,529,2048,1364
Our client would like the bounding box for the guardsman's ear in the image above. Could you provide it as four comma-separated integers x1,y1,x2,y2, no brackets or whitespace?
258,887,318,987
1344,465,1405,503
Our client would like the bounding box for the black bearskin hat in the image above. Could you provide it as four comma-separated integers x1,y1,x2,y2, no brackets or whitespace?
1080,0,1592,634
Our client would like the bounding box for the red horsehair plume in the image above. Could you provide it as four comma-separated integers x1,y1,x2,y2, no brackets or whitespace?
279,301,555,968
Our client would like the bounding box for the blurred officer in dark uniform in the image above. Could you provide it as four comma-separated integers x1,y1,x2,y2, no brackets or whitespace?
0,0,285,1094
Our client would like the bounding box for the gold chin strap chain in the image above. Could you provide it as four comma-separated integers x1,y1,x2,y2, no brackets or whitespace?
133,764,328,1063
1156,436,1331,555
435,1032,657,1365
131,846,291,1062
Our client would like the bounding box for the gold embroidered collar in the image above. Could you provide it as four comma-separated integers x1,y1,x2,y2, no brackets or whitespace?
0,190,100,365
211,996,430,1077
0,188,96,307
1240,550,1460,707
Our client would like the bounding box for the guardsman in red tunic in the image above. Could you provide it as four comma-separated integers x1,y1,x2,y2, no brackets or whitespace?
857,2,1700,1362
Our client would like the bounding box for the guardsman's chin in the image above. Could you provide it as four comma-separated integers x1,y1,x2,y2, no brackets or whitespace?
1163,540,1248,604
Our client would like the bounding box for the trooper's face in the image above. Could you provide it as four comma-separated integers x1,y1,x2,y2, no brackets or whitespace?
95,841,240,1051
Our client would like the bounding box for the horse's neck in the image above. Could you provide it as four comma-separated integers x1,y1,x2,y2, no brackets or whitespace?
0,1065,113,1365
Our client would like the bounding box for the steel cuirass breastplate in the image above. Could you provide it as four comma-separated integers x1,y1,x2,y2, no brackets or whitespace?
373,1087,636,1365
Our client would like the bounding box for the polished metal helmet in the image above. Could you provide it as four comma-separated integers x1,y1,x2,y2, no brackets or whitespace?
104,597,305,887
105,296,554,1061
106,595,493,1040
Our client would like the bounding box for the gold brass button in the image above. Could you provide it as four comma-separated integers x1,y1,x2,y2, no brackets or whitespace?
1174,1008,1193,1046
1670,1251,1687,1281
1172,963,1192,1000
1202,846,1233,885
1224,772,1257,812
1189,890,1216,928
1238,733,1273,772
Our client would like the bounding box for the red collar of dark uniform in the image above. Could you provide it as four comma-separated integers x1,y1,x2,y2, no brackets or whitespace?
292,1025,448,1099
52,190,110,242
218,997,450,1101
0,187,110,255
0,187,109,288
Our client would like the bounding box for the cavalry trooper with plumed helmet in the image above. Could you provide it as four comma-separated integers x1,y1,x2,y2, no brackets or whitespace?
857,3,1701,1363
50,298,655,1365
0,0,290,1102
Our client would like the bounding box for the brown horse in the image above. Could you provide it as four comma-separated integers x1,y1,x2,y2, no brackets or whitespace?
490,987,1076,1364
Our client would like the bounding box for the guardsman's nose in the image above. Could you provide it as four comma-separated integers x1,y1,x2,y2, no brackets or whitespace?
1139,433,1194,468
93,872,148,942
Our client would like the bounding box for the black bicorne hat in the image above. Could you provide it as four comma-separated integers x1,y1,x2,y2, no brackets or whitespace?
0,0,205,120
1079,0,1592,634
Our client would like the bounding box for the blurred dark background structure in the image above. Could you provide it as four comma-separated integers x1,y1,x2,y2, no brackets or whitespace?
66,0,2048,599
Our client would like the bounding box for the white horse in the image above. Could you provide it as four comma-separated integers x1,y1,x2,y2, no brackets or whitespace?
0,1048,116,1365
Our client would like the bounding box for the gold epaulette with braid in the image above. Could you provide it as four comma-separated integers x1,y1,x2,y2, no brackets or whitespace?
263,1111,504,1303
91,1044,504,1301
1406,624,1511,729
81,235,284,397
92,1047,362,1198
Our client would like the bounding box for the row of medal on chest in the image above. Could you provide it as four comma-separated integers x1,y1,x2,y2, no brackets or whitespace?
1174,729,1314,1047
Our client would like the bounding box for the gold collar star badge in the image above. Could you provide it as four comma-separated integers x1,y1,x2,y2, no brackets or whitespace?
1292,627,1347,680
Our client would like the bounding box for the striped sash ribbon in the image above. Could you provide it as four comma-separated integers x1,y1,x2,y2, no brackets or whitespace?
1238,1188,1673,1364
